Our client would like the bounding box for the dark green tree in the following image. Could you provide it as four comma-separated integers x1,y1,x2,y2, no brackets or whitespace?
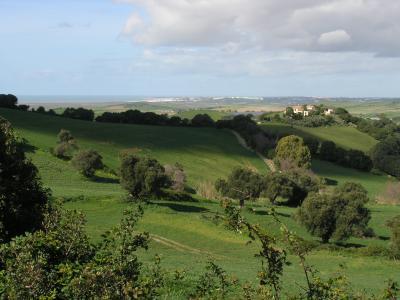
191,114,215,127
371,135,400,177
71,150,104,177
215,167,264,207
297,183,371,243
275,135,311,169
0,94,18,108
263,173,293,204
120,155,169,199
319,141,337,162
0,117,49,241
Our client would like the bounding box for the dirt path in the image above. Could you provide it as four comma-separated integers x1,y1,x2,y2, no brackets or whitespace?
231,130,277,172
150,234,226,259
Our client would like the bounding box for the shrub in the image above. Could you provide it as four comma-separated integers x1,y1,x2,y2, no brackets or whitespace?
120,155,169,199
52,129,78,159
275,135,311,169
297,182,371,243
71,150,104,177
0,117,50,241
377,182,400,205
386,215,400,259
164,163,187,192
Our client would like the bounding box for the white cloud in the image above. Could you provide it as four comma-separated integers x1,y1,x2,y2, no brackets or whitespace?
318,30,351,50
118,0,400,56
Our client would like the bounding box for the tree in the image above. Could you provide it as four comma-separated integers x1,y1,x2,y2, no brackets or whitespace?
386,215,400,258
319,141,337,162
304,137,319,156
191,114,215,127
53,129,78,159
71,150,104,177
0,94,18,108
285,107,295,117
297,182,371,243
0,117,49,241
263,173,293,204
275,135,311,169
62,107,95,121
215,167,264,207
371,135,400,178
120,155,169,199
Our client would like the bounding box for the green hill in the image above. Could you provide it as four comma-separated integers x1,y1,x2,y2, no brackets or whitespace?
0,108,267,197
262,123,378,152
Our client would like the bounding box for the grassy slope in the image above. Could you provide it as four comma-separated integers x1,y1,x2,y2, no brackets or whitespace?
65,198,400,295
0,108,267,197
261,122,390,197
262,122,378,152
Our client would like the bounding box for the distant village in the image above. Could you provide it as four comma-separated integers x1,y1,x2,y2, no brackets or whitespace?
286,104,335,117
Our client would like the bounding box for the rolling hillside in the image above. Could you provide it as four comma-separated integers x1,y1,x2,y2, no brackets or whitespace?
0,108,267,197
1,108,399,295
262,123,378,152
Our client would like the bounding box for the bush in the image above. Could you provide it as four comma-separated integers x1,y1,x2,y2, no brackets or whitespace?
297,182,371,243
275,135,311,169
52,129,78,159
0,117,50,241
71,150,104,177
386,215,400,259
164,163,187,192
120,155,169,199
377,182,400,205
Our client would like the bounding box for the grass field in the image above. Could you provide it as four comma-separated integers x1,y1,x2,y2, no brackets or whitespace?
262,123,378,152
0,108,267,197
64,197,400,295
2,107,399,296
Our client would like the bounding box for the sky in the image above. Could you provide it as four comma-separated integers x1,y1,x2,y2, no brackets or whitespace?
1,0,400,97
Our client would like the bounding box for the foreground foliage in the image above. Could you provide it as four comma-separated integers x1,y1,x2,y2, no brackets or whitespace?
0,117,49,242
0,204,162,299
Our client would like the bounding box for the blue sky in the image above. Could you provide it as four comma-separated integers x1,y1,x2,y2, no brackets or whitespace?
1,0,400,97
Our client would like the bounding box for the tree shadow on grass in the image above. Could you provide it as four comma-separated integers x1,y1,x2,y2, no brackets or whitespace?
156,202,209,213
378,235,390,241
90,175,120,184
324,178,339,186
253,210,291,218
334,242,366,249
19,138,38,153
